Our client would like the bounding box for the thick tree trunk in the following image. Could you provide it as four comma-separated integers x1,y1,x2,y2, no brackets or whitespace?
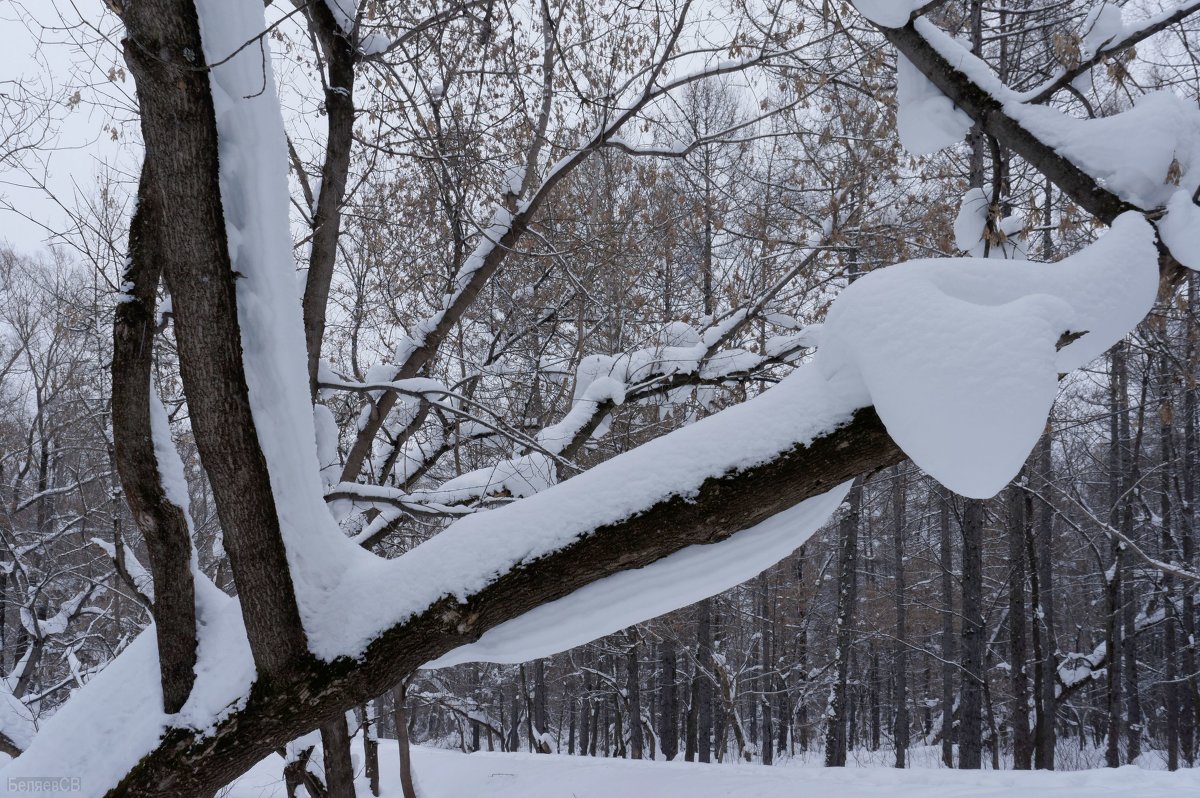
121,0,308,679
100,1,1200,792
104,401,900,795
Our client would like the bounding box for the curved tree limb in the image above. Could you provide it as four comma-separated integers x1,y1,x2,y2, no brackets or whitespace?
110,163,199,714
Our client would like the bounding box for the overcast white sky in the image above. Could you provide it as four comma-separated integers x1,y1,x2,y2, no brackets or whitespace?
0,0,785,260
0,0,334,259
0,0,140,256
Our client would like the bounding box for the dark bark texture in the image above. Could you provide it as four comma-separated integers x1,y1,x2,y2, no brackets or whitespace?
122,0,308,680
111,164,198,714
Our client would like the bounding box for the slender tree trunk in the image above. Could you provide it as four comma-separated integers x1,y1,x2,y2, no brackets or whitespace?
869,653,881,752
959,498,985,769
590,694,601,756
567,692,576,755
759,574,775,765
697,599,714,763
940,488,956,768
794,547,809,755
580,653,592,757
628,634,644,759
1008,480,1033,769
614,677,627,759
959,12,987,767
892,465,909,769
1033,432,1057,769
529,660,550,753
1106,342,1126,768
1119,341,1143,765
364,702,381,797
298,0,356,397
535,660,548,750
1182,272,1198,765
394,684,418,798
685,668,699,761
1121,362,1143,766
825,477,863,767
659,639,679,760
984,677,1001,770
1161,360,1180,771
508,683,521,752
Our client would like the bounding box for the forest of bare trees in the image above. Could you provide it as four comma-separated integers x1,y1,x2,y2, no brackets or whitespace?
1,0,1199,795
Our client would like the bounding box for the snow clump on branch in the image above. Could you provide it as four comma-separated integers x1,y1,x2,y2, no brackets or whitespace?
816,212,1159,499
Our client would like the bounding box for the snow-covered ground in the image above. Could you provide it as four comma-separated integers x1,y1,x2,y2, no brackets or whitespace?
225,743,1200,798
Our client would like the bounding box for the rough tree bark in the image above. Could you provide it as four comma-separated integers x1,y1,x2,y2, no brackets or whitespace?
110,164,197,714
88,2,1197,793
120,0,308,681
319,715,355,798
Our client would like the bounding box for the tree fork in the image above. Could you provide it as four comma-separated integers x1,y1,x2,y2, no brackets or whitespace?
120,0,308,677
106,404,903,795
